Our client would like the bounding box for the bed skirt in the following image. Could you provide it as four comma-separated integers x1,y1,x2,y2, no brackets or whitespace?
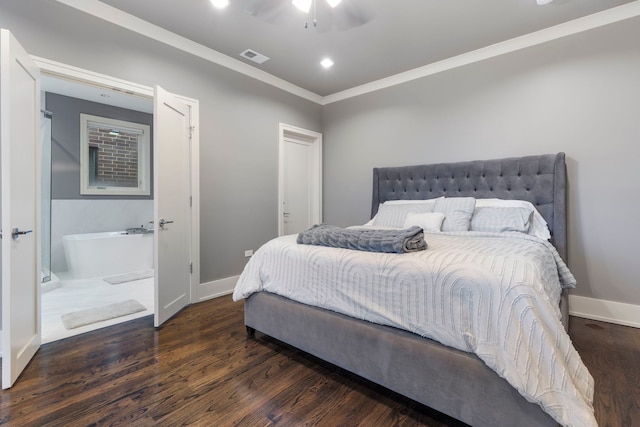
245,291,561,427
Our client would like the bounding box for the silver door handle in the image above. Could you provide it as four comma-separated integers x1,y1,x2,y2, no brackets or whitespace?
159,219,174,227
10,228,33,240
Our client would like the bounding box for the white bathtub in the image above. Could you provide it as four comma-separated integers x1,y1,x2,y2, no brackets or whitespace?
63,231,153,279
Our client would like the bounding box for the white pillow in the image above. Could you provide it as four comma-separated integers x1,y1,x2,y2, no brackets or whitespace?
474,198,551,240
433,197,476,231
470,207,532,233
403,212,445,232
371,203,434,228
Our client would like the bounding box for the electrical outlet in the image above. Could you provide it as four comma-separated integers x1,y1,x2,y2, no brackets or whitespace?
244,249,253,257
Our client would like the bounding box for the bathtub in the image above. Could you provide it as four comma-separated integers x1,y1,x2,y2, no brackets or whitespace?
63,231,153,279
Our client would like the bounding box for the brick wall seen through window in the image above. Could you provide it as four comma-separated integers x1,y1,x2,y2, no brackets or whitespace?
88,126,139,188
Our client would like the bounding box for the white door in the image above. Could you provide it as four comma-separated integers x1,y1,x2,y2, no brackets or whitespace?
1,29,41,389
283,138,313,235
278,124,322,236
153,86,191,327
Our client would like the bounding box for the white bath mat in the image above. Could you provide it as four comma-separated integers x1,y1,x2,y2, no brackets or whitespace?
61,299,147,330
103,269,154,285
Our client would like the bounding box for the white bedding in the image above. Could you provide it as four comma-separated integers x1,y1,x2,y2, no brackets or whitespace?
233,230,596,427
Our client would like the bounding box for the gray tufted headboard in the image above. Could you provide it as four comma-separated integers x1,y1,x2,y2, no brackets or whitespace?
371,153,567,261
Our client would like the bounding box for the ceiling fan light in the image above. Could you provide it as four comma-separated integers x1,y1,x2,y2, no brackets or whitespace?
292,0,312,13
210,0,230,8
536,0,553,5
327,0,342,7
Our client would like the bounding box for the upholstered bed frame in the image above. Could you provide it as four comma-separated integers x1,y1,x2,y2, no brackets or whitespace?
245,153,567,427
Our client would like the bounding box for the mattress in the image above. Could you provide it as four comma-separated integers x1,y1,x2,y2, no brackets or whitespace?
233,231,596,427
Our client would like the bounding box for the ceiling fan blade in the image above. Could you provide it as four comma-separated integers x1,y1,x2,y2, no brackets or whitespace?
242,0,289,23
313,0,375,33
333,1,374,31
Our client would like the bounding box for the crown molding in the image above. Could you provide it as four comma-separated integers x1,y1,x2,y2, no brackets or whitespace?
53,0,323,104
55,0,640,107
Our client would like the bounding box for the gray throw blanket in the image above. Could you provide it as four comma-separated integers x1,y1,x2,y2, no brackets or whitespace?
297,224,427,254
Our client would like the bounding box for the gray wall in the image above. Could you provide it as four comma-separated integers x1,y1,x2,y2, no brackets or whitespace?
0,0,322,283
2,1,637,310
46,92,154,200
323,17,640,306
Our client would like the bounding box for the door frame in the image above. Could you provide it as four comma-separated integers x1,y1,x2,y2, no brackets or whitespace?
278,123,322,236
31,56,201,302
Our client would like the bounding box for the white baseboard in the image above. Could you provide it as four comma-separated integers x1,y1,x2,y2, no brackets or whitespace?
569,295,640,329
197,275,239,302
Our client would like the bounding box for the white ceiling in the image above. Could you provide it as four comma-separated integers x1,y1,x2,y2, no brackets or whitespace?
92,0,636,97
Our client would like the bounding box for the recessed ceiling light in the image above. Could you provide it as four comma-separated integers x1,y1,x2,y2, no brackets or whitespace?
536,0,553,4
321,58,334,69
210,0,230,9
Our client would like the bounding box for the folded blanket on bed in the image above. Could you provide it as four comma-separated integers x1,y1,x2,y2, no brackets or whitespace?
297,224,427,253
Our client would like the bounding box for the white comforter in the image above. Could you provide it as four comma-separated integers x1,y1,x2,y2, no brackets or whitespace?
233,230,596,427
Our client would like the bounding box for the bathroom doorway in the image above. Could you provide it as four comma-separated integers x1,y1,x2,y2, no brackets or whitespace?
40,75,156,343
2,34,201,387
31,58,203,344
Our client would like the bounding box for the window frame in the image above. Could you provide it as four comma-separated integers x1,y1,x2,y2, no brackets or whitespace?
80,113,151,196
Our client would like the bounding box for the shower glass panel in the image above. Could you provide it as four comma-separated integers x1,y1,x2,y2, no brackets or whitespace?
41,110,52,282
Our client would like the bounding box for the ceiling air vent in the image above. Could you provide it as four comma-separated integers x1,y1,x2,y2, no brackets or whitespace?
240,49,269,64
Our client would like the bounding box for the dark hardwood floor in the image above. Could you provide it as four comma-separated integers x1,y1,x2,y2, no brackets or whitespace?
0,296,637,426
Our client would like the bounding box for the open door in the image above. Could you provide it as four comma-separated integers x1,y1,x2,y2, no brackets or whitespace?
1,29,41,389
153,86,191,327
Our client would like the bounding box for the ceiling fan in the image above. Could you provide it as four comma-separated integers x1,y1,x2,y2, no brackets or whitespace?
241,0,374,32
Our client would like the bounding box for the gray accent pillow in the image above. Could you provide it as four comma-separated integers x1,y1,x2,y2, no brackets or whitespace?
470,206,533,233
434,197,476,231
372,203,434,228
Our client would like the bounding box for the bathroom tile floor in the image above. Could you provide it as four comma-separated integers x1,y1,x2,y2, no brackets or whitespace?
41,272,154,344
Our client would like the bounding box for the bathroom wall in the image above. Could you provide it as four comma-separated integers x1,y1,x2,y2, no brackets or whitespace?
46,92,155,273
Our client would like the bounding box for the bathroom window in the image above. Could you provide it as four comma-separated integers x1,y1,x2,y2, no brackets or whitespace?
80,114,150,196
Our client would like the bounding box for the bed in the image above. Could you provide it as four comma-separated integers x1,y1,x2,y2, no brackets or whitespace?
233,153,595,427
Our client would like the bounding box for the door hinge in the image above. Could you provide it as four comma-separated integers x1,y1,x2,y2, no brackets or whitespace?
189,262,193,274
189,125,195,139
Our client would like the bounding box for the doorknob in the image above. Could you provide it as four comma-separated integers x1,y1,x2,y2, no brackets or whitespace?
6,228,33,240
159,219,174,228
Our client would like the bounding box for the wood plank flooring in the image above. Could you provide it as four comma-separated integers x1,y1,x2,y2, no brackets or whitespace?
1,296,638,426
